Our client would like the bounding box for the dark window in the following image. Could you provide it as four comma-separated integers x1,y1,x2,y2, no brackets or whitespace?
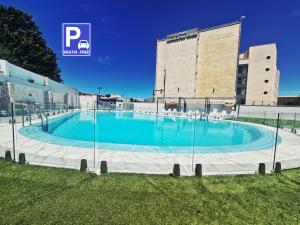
241,88,246,95
266,56,271,59
28,79,34,83
242,78,247,84
177,87,180,92
238,65,248,74
263,91,268,95
264,80,269,83
238,66,243,73
212,88,215,93
265,68,270,71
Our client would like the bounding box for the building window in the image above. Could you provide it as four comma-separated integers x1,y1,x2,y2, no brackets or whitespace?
266,56,271,59
212,88,215,93
265,68,270,71
242,78,247,85
238,65,248,74
177,87,180,92
263,91,268,95
264,80,269,83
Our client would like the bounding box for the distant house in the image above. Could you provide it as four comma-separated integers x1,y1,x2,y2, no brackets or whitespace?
277,96,300,106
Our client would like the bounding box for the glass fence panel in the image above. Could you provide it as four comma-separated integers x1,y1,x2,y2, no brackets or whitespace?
0,103,15,162
1,101,299,177
274,112,300,170
191,110,280,175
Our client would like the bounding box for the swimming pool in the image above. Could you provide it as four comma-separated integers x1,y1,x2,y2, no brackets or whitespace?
19,111,279,153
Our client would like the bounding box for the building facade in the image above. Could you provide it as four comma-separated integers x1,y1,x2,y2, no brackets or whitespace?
238,44,280,105
154,22,241,104
154,22,280,106
0,60,79,110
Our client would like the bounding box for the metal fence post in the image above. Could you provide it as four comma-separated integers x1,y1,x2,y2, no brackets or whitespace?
29,106,32,125
293,113,296,130
156,98,158,114
191,111,197,173
272,113,280,170
21,105,24,127
93,101,96,169
11,102,16,161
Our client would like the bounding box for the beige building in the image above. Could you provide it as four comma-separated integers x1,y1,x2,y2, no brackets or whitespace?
154,21,280,106
238,44,280,105
154,22,241,103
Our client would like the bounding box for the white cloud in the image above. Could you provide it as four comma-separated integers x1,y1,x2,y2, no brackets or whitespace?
98,55,112,66
290,9,300,17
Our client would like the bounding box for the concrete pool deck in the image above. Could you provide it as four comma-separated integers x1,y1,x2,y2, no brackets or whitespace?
0,111,299,176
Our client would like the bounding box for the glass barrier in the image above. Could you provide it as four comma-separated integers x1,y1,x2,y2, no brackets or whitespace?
0,102,299,177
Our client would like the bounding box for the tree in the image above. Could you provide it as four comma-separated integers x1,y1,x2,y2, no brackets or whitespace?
0,5,62,82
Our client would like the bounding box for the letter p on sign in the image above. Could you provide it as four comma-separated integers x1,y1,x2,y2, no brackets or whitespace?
62,23,91,56
65,27,81,47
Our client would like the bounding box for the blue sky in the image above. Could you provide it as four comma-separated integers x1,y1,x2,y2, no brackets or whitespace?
2,0,300,98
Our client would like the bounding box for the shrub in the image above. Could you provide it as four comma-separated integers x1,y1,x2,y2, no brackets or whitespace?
195,164,202,177
258,163,265,175
275,162,281,173
293,128,297,134
100,161,108,174
5,151,12,161
19,153,26,164
80,159,87,172
173,163,180,177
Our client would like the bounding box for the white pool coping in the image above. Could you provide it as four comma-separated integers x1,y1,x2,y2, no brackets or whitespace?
0,111,299,176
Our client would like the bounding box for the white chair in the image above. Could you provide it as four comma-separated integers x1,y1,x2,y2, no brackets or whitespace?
210,109,218,118
220,110,228,119
165,108,172,115
186,110,193,117
230,111,237,118
172,108,178,116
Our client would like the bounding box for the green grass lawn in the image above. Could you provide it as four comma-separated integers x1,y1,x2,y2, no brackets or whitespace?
0,159,299,225
231,117,300,129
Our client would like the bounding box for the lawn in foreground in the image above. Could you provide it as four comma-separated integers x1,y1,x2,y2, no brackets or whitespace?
232,117,300,129
0,159,299,225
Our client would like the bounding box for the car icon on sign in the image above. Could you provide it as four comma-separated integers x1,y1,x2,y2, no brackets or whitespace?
78,40,90,50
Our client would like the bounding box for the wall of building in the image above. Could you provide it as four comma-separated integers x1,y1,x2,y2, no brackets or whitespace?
164,37,197,98
133,102,164,113
0,60,79,110
195,23,240,98
245,44,279,105
79,95,97,109
154,22,241,102
277,96,300,106
154,41,167,99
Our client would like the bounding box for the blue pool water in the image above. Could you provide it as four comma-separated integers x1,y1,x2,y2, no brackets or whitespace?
20,111,279,153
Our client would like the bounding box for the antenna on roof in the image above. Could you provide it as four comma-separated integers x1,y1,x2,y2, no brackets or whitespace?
240,16,246,22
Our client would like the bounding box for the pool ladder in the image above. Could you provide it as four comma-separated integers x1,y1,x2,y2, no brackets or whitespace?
31,104,48,132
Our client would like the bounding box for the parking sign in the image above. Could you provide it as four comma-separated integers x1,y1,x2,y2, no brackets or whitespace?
62,23,91,56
